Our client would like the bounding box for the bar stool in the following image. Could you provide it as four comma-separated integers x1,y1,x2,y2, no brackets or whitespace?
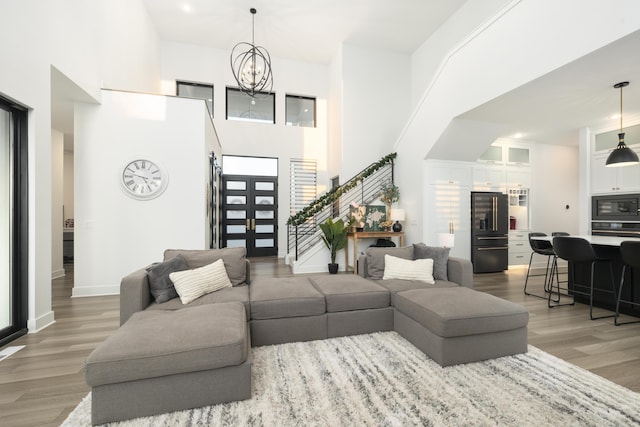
552,232,570,237
524,233,557,299
551,236,617,319
615,241,640,326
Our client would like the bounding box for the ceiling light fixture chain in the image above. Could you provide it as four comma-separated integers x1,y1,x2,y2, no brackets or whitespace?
230,8,273,103
606,81,639,167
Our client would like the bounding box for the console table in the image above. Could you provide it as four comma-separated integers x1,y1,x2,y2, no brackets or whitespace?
345,231,405,274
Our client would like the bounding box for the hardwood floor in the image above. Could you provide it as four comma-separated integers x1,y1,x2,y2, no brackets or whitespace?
1,259,639,426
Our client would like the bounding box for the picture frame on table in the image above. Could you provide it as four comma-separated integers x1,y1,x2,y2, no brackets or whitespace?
363,205,387,231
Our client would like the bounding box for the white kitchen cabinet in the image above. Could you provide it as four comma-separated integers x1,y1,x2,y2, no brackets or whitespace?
472,164,506,191
506,165,531,188
479,141,532,166
591,151,640,194
425,161,473,186
506,146,530,165
424,160,472,260
508,230,530,267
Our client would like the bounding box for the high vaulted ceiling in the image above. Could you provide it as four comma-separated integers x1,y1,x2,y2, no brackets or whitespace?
53,2,640,154
141,1,640,149
141,0,466,64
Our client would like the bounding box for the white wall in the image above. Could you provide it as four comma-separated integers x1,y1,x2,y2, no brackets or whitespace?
410,0,510,109
99,0,161,93
340,44,411,180
51,129,64,279
73,90,212,296
396,0,640,247
530,143,580,235
63,149,74,223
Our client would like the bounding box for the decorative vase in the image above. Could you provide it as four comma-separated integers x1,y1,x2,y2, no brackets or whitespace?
328,263,339,274
393,221,403,232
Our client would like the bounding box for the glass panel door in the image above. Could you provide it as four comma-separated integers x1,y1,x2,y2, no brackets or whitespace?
221,175,278,256
0,107,10,332
0,97,28,346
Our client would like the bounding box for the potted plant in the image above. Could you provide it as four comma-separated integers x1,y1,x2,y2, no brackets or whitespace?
319,217,352,274
380,182,400,230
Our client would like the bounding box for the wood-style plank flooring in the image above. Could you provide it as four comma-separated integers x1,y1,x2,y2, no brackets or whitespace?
1,259,639,426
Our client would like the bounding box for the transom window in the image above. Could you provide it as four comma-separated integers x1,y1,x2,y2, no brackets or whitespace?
226,87,275,124
176,81,214,118
286,95,316,128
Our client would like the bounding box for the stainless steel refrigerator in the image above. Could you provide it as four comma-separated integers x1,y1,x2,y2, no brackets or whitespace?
471,191,508,273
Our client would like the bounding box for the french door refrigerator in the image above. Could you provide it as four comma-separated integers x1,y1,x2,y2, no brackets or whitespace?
471,191,509,273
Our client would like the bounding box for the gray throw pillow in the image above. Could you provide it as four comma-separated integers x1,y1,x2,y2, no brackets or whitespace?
146,254,189,304
163,247,247,286
365,246,414,279
413,243,450,281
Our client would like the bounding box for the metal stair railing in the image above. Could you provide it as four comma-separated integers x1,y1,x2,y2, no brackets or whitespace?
287,154,395,261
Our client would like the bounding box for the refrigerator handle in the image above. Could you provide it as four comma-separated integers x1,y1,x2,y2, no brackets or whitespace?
492,196,497,231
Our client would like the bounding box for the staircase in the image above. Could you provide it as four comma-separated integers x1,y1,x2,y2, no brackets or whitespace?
287,153,396,261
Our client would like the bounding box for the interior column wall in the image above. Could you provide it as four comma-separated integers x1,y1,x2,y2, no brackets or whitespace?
51,129,64,280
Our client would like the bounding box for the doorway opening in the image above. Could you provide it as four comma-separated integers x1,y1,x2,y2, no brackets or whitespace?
221,156,278,257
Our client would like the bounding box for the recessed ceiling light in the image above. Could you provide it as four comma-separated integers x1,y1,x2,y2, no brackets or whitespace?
611,113,621,120
514,132,524,138
182,4,192,13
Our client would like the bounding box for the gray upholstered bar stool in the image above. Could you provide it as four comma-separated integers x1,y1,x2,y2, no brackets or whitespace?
524,232,557,299
615,240,640,325
551,236,617,319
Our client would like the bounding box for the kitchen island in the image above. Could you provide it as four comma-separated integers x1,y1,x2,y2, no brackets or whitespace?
531,235,640,318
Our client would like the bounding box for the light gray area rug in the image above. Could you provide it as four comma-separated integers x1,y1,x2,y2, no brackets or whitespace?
62,331,640,426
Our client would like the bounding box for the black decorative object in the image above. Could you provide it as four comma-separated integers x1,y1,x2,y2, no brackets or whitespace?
230,8,273,102
606,81,639,167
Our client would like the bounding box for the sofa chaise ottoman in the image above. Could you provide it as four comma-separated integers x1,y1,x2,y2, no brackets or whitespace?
249,276,327,346
85,302,251,425
394,287,529,366
309,275,393,338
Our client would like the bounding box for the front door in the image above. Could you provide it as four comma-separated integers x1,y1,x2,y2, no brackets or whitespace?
221,175,278,257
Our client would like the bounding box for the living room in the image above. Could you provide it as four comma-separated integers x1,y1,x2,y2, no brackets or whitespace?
2,1,640,425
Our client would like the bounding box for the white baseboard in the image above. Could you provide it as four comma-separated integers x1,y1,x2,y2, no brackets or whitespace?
51,268,65,279
28,311,56,333
72,284,120,297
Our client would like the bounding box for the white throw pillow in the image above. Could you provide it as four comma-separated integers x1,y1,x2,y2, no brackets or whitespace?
169,258,232,304
383,254,435,284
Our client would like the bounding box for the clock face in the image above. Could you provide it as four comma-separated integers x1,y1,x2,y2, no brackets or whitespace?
121,159,167,200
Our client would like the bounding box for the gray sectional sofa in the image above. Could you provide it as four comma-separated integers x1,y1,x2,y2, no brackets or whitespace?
85,244,528,425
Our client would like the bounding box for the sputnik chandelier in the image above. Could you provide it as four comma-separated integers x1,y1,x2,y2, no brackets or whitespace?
230,8,273,103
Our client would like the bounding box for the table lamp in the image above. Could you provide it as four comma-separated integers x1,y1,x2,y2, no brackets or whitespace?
391,209,405,232
437,233,455,248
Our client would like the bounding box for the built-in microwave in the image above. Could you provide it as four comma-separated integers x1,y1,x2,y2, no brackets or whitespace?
592,194,640,221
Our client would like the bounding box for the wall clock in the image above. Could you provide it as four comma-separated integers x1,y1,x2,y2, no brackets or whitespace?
121,159,168,200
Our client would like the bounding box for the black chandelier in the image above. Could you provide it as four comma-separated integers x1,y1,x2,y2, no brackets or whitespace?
230,8,273,102
606,81,639,167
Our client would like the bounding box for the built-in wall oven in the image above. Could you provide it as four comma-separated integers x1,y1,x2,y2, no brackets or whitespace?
592,194,640,221
592,194,640,237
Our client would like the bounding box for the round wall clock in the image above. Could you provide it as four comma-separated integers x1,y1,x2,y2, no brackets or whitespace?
121,159,168,200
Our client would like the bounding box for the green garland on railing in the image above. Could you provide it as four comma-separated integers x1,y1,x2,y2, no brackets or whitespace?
287,152,397,226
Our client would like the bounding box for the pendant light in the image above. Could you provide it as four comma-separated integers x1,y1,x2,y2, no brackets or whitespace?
230,8,273,103
606,81,639,167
